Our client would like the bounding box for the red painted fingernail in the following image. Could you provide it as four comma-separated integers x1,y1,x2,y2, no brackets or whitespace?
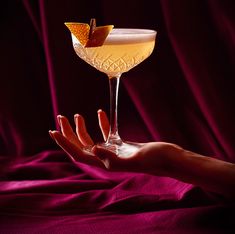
74,114,79,123
97,109,103,113
57,115,62,125
48,130,54,140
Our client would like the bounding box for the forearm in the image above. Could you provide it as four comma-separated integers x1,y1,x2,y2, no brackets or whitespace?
168,150,235,200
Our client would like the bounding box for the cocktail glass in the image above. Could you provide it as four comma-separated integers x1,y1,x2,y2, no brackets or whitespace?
70,28,157,156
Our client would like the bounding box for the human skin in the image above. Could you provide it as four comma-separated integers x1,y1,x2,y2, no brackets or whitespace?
49,110,235,200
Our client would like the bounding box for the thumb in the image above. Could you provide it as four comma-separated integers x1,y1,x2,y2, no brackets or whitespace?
92,145,117,160
92,146,121,170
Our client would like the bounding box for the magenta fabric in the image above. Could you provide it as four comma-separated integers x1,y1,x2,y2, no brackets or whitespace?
0,0,235,233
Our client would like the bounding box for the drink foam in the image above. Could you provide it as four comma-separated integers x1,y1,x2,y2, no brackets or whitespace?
104,28,157,45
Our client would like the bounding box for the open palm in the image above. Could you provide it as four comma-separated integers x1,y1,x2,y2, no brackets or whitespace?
49,110,183,176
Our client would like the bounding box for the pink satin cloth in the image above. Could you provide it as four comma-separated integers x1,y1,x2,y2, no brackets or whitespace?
1,0,235,233
1,150,233,233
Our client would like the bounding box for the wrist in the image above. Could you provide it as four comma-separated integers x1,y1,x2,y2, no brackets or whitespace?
152,143,187,177
165,148,200,180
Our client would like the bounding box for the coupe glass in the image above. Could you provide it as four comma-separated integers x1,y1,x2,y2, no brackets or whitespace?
70,28,157,156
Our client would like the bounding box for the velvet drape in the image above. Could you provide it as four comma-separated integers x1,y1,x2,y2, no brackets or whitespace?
0,0,234,233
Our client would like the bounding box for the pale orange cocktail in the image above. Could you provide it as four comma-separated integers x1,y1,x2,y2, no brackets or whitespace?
72,28,156,77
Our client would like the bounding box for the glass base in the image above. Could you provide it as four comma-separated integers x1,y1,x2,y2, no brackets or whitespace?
98,141,143,157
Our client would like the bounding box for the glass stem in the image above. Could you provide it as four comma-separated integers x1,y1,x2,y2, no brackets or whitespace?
107,74,122,145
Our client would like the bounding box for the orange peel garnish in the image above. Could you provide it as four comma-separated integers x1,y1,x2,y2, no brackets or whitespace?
64,23,90,46
64,21,113,47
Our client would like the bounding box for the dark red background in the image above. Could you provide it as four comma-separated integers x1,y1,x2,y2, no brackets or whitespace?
0,0,234,233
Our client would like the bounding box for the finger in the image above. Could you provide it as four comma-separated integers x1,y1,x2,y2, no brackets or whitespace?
49,130,83,162
57,115,83,148
97,109,110,141
74,114,94,146
49,130,104,168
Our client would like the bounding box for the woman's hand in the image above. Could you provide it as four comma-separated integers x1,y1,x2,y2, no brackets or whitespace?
49,110,183,177
49,110,109,169
49,110,235,199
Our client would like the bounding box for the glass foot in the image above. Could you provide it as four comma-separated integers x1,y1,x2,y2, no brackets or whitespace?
98,141,143,157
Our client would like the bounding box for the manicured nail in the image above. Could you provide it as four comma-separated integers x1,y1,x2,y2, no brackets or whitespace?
74,114,79,123
57,115,62,126
97,109,103,113
48,130,54,140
